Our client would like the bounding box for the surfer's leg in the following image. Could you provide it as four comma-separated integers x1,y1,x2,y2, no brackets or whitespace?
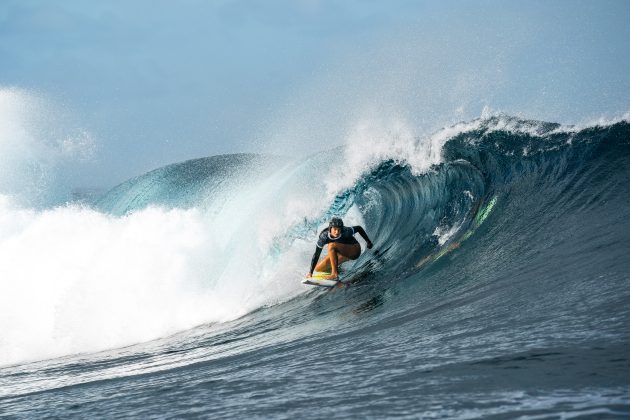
314,255,332,273
315,245,357,271
314,254,352,273
332,242,361,260
325,243,361,279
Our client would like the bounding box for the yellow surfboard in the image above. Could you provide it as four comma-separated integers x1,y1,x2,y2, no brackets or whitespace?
302,272,339,287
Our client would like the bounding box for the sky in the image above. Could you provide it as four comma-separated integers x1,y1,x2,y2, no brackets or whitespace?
0,0,629,191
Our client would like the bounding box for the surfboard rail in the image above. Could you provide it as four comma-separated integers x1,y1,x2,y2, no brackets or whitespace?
302,272,339,287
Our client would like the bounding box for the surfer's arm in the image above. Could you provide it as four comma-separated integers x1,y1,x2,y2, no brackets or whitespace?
353,226,373,249
309,246,323,276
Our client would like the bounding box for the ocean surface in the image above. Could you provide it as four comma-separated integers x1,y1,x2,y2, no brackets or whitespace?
1,115,629,418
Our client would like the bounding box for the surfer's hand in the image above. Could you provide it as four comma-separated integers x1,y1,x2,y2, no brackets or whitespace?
367,241,373,249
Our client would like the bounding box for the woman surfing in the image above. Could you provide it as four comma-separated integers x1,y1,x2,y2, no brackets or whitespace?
307,217,373,280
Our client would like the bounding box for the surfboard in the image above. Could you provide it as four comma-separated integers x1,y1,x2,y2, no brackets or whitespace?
302,272,339,288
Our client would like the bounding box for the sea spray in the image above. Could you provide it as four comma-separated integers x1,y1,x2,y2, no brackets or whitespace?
0,88,95,207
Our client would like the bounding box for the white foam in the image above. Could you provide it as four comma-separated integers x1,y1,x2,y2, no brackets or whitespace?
0,97,333,366
0,182,321,366
432,223,463,246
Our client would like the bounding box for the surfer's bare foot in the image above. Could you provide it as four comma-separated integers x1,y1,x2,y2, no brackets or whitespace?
324,273,338,280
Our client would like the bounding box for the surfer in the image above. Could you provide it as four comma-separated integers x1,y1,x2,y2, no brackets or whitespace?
307,217,373,280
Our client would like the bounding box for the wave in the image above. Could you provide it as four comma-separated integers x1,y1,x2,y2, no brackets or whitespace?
0,114,628,367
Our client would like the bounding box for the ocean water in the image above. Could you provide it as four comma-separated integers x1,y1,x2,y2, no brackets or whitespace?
1,112,629,418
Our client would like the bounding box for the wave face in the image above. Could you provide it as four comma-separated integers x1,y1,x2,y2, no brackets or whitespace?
1,116,630,418
95,153,282,215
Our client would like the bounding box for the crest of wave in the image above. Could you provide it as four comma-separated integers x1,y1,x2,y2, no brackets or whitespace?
324,115,485,196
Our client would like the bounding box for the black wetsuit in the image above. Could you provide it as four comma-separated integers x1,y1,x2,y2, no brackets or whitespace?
309,226,371,275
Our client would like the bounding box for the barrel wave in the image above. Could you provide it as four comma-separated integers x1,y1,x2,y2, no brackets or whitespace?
1,116,629,418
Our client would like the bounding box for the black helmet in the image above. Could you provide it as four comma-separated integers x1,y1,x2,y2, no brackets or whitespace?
329,217,344,228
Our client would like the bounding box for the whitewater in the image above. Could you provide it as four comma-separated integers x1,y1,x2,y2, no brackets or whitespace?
1,88,630,418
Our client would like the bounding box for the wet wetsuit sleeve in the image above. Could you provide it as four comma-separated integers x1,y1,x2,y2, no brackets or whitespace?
316,229,328,249
309,246,322,275
352,226,372,245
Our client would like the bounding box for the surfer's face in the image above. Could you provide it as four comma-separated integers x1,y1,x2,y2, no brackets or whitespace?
330,227,341,238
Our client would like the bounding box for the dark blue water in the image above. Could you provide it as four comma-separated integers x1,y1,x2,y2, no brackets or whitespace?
1,117,629,418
